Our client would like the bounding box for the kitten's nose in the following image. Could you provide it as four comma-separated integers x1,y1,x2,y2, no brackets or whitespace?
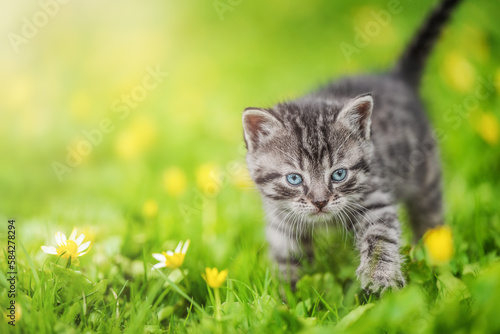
312,200,328,210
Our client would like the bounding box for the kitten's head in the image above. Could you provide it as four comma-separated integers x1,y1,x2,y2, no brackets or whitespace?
242,94,374,222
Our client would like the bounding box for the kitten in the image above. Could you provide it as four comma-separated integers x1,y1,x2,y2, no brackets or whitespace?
242,0,462,292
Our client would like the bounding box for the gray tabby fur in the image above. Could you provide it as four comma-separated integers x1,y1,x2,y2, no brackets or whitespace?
242,0,462,292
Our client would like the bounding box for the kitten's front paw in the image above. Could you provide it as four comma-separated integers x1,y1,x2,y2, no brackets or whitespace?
356,261,405,294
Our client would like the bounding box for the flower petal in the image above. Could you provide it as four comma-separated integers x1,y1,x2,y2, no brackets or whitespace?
181,239,190,254
166,250,174,256
152,253,166,262
75,234,85,245
41,246,57,255
69,228,77,241
174,241,183,253
153,262,166,269
77,246,91,257
60,232,67,244
217,269,228,283
55,232,63,246
78,241,91,253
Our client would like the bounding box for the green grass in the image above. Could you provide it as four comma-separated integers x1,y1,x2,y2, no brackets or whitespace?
1,0,500,333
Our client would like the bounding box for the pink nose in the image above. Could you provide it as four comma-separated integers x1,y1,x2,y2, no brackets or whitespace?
312,200,328,210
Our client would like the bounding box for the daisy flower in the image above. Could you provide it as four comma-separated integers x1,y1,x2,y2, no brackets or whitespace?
152,239,190,269
41,228,91,264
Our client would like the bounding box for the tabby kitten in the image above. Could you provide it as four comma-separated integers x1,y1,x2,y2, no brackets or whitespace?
242,0,462,292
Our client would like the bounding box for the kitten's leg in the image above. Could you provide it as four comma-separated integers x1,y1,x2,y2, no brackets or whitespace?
355,188,406,292
266,210,312,288
406,166,444,240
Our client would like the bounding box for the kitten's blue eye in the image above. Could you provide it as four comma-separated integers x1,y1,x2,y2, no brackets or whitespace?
332,169,347,182
286,173,303,185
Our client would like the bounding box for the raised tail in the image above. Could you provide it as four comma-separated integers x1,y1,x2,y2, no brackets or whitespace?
393,0,463,87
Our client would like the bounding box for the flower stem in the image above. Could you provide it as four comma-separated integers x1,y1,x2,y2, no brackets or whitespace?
181,269,190,291
66,256,72,268
214,288,221,321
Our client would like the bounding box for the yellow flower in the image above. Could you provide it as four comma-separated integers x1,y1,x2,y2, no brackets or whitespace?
195,163,220,196
201,267,228,289
4,302,21,323
41,228,91,263
423,225,454,264
142,199,158,218
476,112,499,146
162,167,187,197
152,240,190,269
115,130,140,160
115,117,158,160
441,52,476,93
231,164,254,189
195,163,216,188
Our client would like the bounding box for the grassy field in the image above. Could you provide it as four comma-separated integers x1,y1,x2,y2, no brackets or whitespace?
1,0,500,333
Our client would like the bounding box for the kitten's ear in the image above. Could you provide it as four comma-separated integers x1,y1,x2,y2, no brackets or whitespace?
337,93,373,140
242,108,282,151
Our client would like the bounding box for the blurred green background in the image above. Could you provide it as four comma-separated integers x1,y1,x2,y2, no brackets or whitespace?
1,0,500,332
1,0,498,221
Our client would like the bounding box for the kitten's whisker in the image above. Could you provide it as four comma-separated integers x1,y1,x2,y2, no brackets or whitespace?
346,201,382,228
279,210,295,242
264,207,284,228
266,207,289,238
344,202,372,232
291,213,299,247
344,202,383,236
278,209,295,248
264,205,283,218
341,205,359,241
333,211,344,242
337,209,347,246
338,209,349,245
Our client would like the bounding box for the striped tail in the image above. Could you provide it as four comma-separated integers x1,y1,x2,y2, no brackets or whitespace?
393,0,463,87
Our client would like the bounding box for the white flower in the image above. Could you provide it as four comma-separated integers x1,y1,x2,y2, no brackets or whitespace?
152,239,190,269
41,228,91,262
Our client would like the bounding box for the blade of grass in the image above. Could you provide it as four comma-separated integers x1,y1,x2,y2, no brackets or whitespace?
19,239,40,286
0,269,9,288
155,269,209,317
312,287,339,323
142,248,148,282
